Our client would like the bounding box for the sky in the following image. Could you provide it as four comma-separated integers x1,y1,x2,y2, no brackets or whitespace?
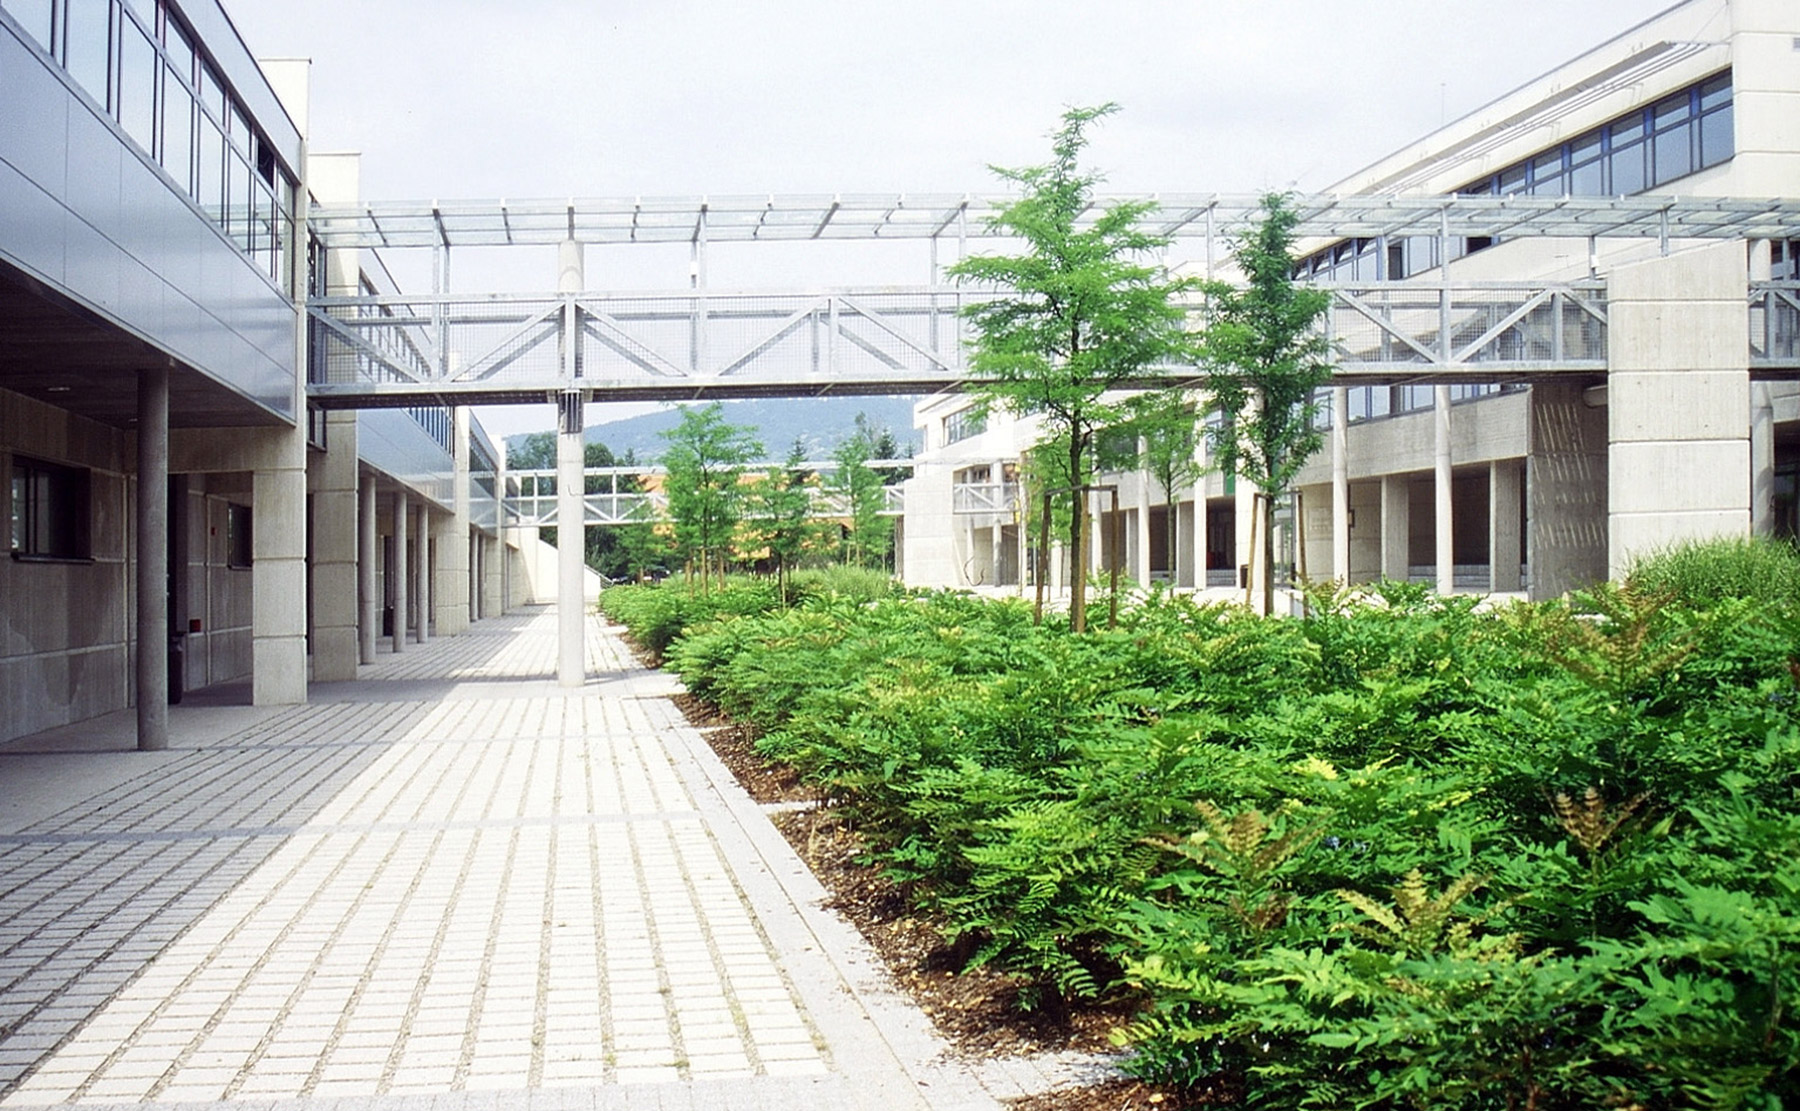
220,0,1683,437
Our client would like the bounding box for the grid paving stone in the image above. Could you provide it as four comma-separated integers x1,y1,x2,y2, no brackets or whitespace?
0,608,1097,1110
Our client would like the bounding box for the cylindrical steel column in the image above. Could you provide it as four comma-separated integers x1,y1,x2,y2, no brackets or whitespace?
136,365,169,752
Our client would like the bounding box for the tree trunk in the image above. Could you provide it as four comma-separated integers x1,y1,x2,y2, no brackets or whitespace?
1068,440,1087,633
1261,491,1276,617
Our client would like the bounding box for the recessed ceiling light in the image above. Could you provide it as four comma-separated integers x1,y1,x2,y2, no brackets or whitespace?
45,385,71,393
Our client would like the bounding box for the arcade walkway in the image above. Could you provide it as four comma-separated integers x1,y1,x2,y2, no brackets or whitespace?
0,609,1101,1110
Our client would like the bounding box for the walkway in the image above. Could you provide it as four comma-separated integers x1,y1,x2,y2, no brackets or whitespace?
0,608,1103,1110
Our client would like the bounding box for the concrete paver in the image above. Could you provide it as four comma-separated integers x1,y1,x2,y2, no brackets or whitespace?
0,607,1086,1110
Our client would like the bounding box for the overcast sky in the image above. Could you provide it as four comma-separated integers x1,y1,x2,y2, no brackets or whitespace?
221,0,1681,437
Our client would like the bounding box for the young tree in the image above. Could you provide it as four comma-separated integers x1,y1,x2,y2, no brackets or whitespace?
660,404,762,593
508,431,624,567
949,103,1197,631
828,413,896,569
1200,193,1335,614
748,439,818,603
1101,392,1206,585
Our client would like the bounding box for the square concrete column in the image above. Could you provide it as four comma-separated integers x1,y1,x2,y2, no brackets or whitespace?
1135,461,1153,586
391,492,407,655
436,408,473,636
1190,483,1207,590
414,502,431,644
359,475,377,664
1380,474,1410,582
484,534,504,617
1490,459,1524,593
1752,381,1776,536
1606,240,1751,578
253,426,309,704
1331,386,1350,584
308,411,360,681
1528,380,1608,599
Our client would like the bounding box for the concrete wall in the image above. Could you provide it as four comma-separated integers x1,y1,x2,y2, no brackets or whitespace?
0,390,131,740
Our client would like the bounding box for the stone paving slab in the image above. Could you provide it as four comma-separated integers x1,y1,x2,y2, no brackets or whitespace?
0,607,1067,1110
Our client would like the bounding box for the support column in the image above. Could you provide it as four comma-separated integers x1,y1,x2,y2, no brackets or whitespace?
136,365,169,751
1606,240,1750,577
1528,381,1608,599
391,492,407,655
359,475,377,664
1190,484,1208,590
1435,386,1454,595
253,426,308,705
1490,459,1524,593
1134,457,1152,585
439,408,473,635
1381,474,1410,582
1751,381,1775,537
1331,385,1350,584
309,411,360,681
557,391,585,687
414,502,431,644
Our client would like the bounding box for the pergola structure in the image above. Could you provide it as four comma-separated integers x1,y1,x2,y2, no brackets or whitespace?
306,192,1800,412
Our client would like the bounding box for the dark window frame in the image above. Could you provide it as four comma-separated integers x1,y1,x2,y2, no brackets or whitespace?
10,455,93,562
225,501,252,569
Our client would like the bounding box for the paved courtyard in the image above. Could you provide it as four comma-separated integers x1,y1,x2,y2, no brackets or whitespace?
0,608,1106,1110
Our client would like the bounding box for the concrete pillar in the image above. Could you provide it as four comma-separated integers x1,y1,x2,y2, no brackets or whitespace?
391,491,407,654
358,474,377,664
1381,474,1410,582
438,408,473,635
1235,476,1256,596
1528,381,1608,599
309,411,360,680
557,393,585,686
1191,485,1208,590
415,502,431,643
136,365,169,752
485,534,503,617
1331,386,1350,584
1490,460,1524,593
1751,381,1775,537
1605,240,1751,578
253,426,309,705
1435,386,1454,594
1134,462,1152,585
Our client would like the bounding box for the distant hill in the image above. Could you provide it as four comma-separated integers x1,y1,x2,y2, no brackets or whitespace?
506,397,921,465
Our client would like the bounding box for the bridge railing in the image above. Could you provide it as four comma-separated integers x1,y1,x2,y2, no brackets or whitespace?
1751,281,1800,370
306,281,1624,404
953,481,1021,515
500,468,906,526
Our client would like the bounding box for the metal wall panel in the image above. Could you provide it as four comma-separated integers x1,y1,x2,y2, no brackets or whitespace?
358,409,456,509
0,21,298,422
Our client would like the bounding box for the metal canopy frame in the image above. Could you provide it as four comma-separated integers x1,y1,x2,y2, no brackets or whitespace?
307,193,1800,251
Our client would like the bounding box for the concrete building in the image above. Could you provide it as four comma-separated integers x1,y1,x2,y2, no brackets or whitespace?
901,0,1800,602
0,0,518,747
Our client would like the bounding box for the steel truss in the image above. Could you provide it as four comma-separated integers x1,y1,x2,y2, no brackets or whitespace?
307,281,1622,407
502,467,906,527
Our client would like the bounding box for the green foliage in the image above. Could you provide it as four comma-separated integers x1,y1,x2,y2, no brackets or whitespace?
1626,535,1800,612
612,566,1800,1107
827,413,899,569
949,103,1199,632
660,403,762,587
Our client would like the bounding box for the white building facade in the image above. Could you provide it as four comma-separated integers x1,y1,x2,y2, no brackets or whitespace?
901,0,1799,602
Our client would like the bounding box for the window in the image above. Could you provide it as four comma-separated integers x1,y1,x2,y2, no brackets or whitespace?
225,502,252,568
944,408,986,445
2,0,56,52
63,0,111,107
10,456,91,560
116,16,157,153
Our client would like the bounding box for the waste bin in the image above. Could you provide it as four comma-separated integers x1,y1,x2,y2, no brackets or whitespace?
168,631,186,704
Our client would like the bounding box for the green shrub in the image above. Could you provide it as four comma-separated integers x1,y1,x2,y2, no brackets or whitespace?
1626,535,1800,612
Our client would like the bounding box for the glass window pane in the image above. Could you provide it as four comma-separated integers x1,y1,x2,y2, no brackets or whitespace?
1653,123,1692,185
1700,104,1733,167
64,0,113,108
121,0,152,28
1571,130,1602,164
161,71,191,191
163,18,193,85
118,19,155,152
1570,158,1603,195
199,61,223,118
197,114,223,221
1653,93,1691,128
1611,113,1645,146
1498,163,1527,194
3,0,56,51
1609,139,1645,195
1699,74,1731,112
228,104,249,154
231,150,253,247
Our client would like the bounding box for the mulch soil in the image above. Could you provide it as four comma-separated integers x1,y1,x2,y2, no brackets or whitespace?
668,688,1233,1110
